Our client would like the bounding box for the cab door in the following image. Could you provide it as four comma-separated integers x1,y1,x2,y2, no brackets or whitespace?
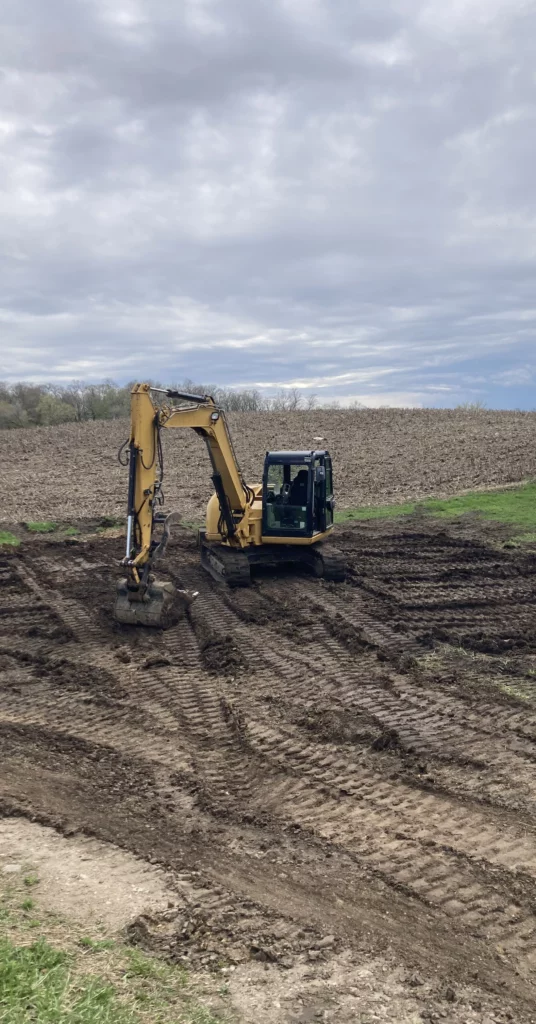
312,455,325,533
313,453,334,534
325,456,334,529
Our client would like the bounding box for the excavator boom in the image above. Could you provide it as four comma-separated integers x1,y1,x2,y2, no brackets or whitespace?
123,384,248,574
115,383,255,625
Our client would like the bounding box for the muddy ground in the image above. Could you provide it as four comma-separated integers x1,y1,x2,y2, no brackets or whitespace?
1,517,536,1021
2,406,535,524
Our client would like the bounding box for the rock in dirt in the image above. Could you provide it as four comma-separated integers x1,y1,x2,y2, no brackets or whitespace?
314,935,336,950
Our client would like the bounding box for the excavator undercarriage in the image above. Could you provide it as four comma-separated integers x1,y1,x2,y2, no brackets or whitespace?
198,534,346,587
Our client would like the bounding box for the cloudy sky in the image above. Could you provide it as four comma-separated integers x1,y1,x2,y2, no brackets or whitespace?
2,0,535,407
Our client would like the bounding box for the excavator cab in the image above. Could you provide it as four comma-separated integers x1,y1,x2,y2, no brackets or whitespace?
262,451,335,538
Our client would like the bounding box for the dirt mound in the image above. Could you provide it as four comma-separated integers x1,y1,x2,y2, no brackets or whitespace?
370,727,404,752
2,522,536,1021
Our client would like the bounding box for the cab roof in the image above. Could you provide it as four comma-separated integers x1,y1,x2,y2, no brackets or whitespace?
265,450,329,462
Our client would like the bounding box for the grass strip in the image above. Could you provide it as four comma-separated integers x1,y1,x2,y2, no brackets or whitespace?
336,482,536,530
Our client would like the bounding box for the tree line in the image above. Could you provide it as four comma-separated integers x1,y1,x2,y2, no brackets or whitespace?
0,379,332,429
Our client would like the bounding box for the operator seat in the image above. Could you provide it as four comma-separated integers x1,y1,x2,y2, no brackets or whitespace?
290,469,308,505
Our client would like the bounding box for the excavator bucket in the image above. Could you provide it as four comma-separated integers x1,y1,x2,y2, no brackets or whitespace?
114,579,195,628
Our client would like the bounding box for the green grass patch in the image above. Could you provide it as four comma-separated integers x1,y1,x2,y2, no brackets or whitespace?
499,683,533,703
510,531,536,545
336,483,536,530
0,879,231,1024
336,501,416,522
24,521,57,534
0,530,20,546
0,935,136,1023
180,520,204,533
0,937,138,1024
0,934,227,1024
63,526,79,537
124,947,181,983
78,937,115,952
422,484,536,526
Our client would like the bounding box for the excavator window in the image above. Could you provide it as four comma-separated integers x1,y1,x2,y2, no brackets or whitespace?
265,462,310,532
262,450,333,539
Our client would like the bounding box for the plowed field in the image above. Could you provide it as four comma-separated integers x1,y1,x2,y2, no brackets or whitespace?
2,406,535,524
2,519,536,1022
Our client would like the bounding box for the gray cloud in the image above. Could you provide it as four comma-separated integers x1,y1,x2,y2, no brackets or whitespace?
1,0,535,406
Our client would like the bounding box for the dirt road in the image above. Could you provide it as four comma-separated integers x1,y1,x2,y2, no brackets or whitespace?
1,520,536,1021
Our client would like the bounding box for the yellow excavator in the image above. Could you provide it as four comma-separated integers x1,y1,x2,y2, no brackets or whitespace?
115,383,345,626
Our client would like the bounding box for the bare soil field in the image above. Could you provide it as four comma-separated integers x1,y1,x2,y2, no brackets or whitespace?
2,515,536,1022
1,407,535,524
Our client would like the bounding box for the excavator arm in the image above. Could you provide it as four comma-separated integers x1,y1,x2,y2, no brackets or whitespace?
116,383,252,623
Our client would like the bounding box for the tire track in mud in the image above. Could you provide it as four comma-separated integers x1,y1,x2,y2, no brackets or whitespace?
359,578,536,610
5,658,536,970
240,719,536,948
3,534,536,993
0,562,72,652
210,574,536,804
3,560,268,814
302,582,536,737
4,552,534,808
184,558,536,767
0,560,330,966
156,571,536,966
